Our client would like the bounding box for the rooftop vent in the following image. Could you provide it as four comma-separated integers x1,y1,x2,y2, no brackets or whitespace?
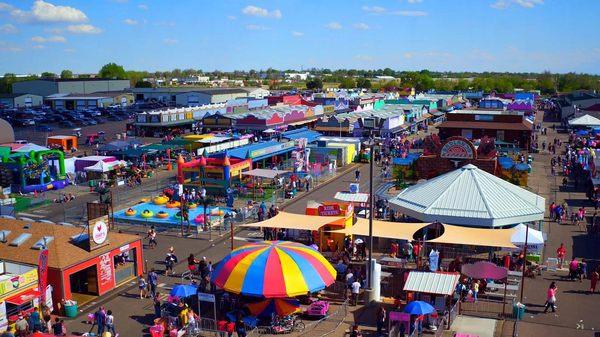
9,233,32,247
0,230,10,243
31,236,53,250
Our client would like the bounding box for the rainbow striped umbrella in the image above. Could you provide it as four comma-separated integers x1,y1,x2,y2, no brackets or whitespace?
246,298,301,318
211,241,337,298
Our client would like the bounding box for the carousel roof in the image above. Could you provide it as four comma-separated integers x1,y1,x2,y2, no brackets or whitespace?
388,164,545,227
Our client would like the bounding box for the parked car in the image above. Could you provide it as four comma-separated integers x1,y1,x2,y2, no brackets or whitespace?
35,125,53,132
83,118,97,125
59,121,75,128
15,119,36,127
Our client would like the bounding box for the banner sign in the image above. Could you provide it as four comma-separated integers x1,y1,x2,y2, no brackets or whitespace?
440,138,475,160
318,204,341,216
38,249,49,303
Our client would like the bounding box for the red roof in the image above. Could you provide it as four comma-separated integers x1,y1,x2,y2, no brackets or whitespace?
584,103,600,112
437,120,532,131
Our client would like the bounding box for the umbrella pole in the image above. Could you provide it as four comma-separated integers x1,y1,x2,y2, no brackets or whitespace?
519,224,529,303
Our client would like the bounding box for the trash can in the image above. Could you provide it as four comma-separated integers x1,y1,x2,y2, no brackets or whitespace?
64,303,78,318
513,303,525,320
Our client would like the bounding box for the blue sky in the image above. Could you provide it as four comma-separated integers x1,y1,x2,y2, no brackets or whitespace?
1,0,599,74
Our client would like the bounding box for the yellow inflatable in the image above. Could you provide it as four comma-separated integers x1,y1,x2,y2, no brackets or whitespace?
156,211,169,219
141,210,154,218
125,208,136,216
166,201,181,208
140,198,150,203
188,203,197,209
153,196,169,205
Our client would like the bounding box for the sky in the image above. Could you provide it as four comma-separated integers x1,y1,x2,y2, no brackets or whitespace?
1,0,600,75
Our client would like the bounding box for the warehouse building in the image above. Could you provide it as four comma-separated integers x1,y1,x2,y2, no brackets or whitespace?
0,93,43,108
46,92,134,110
12,78,131,97
132,87,268,106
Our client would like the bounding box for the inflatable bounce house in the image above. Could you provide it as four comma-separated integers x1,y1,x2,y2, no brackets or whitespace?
392,153,421,187
0,147,68,193
497,156,531,186
177,154,251,195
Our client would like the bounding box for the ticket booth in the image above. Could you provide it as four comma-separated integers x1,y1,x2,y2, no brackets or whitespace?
306,201,354,252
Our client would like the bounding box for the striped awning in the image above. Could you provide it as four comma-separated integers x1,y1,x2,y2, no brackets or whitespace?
334,192,369,203
403,271,461,296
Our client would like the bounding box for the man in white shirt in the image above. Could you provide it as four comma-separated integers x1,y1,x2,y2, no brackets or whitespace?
351,279,361,306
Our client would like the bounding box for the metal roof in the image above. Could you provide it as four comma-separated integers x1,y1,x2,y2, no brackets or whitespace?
334,192,369,203
388,164,545,227
403,271,460,296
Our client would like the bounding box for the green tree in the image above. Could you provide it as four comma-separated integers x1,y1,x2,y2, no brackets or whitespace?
40,72,57,78
356,78,372,89
338,77,356,89
306,78,323,90
98,62,126,79
135,80,153,88
60,70,73,79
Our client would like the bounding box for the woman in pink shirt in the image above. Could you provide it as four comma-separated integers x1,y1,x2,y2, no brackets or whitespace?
543,282,558,313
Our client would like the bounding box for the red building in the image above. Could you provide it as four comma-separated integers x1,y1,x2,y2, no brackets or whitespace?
0,219,143,311
437,110,532,149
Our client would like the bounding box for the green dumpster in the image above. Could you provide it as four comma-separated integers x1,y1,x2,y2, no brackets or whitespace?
64,303,78,318
513,303,525,320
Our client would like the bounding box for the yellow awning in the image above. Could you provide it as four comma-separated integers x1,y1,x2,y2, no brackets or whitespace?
330,218,429,241
240,211,343,231
428,225,517,248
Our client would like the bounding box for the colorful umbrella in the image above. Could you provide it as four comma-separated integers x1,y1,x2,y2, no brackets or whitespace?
211,240,337,298
403,301,435,315
246,298,301,318
170,284,197,298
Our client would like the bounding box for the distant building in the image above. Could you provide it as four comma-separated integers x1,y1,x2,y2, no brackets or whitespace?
373,76,396,82
285,72,310,81
558,90,600,119
45,92,134,110
132,87,267,106
12,78,131,97
0,93,43,108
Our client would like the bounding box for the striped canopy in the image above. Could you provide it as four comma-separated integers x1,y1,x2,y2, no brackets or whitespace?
211,241,337,298
246,298,301,318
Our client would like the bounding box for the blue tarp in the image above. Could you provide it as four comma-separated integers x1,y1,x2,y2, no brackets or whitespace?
393,153,421,166
223,140,294,161
282,128,322,143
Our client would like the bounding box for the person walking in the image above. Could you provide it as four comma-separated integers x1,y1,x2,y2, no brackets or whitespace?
153,292,162,319
376,306,386,337
355,169,361,182
90,306,106,336
472,280,480,302
147,227,157,249
543,282,558,313
148,269,158,297
138,275,148,299
590,268,599,293
105,310,116,336
351,278,362,306
556,243,566,269
235,313,246,337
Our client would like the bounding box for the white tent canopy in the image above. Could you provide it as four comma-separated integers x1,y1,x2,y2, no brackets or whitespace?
569,114,600,127
13,143,50,152
510,223,545,249
334,192,369,203
241,168,288,179
84,160,127,172
388,164,545,227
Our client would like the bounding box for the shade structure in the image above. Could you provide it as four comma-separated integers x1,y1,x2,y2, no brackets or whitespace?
334,192,370,203
211,241,337,298
569,114,600,127
388,164,545,227
242,168,288,179
461,261,508,280
510,223,544,248
170,284,197,298
403,271,460,296
427,224,517,248
403,301,435,315
240,211,342,231
330,218,429,241
246,298,301,318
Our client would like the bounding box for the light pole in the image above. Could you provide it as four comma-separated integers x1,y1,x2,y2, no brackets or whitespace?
364,137,376,298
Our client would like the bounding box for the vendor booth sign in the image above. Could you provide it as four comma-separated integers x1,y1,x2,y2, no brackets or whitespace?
440,137,476,160
318,204,341,216
88,215,109,250
249,141,294,159
0,269,37,297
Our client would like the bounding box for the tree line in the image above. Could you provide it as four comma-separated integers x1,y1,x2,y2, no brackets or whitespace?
1,63,598,94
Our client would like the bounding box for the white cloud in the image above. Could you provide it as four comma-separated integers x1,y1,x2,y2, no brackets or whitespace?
390,10,428,16
0,23,18,34
0,41,22,52
242,5,281,19
31,35,66,43
362,6,386,14
123,18,138,25
291,31,304,37
67,24,102,34
353,23,370,30
245,24,268,31
138,4,148,10
32,44,44,49
0,2,13,11
403,52,414,59
325,22,342,30
491,0,543,9
355,55,374,62
227,15,237,20
407,0,423,3
163,38,178,45
11,0,88,23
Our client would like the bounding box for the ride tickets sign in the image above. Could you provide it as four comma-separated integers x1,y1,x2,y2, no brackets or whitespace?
440,138,475,160
318,204,341,216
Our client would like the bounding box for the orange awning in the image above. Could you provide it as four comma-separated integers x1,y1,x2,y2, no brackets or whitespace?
240,211,342,231
6,288,41,305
